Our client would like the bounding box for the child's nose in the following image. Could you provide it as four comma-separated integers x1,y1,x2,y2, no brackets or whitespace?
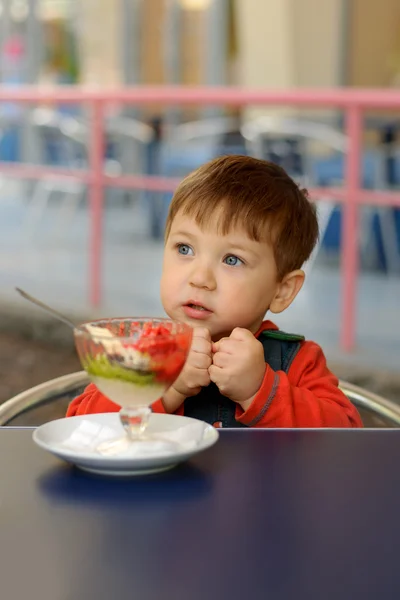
189,262,217,291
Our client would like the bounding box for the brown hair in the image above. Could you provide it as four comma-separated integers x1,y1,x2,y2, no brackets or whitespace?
165,155,319,280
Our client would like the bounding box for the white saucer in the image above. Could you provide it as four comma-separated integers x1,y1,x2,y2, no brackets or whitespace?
33,413,219,477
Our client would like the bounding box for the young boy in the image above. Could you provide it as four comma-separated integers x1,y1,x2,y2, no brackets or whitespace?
67,155,362,428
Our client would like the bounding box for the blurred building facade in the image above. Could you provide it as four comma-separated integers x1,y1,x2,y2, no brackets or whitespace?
1,0,400,90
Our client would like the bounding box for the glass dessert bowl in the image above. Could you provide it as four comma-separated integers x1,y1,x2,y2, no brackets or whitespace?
74,317,193,454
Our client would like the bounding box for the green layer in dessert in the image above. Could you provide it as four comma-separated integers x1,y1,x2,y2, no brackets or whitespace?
84,355,155,386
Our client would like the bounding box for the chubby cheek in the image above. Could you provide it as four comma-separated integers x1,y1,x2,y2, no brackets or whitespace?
160,266,180,313
224,299,256,325
160,273,171,309
219,284,268,325
218,283,252,316
221,279,254,305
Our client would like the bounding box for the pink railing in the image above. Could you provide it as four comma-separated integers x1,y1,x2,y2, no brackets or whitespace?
1,86,400,351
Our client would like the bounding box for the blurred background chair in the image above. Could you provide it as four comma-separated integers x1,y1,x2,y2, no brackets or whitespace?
241,115,400,274
162,115,245,170
21,107,155,237
1,371,399,429
153,115,245,238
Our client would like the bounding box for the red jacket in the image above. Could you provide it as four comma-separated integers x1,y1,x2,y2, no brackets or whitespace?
67,321,362,428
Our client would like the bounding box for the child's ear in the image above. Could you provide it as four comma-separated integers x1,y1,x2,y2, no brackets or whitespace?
269,270,305,314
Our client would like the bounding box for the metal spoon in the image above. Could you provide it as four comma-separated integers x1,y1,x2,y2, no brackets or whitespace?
15,287,150,372
15,287,79,331
15,287,126,346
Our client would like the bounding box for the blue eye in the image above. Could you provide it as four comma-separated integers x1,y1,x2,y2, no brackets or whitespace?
177,244,193,256
224,255,243,266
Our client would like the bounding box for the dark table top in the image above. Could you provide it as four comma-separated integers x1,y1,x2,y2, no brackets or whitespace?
1,428,400,600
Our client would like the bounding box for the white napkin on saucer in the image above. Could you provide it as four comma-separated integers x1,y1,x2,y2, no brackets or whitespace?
58,419,207,457
59,420,117,452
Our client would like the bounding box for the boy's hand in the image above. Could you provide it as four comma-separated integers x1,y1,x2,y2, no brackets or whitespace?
209,327,266,406
163,327,212,412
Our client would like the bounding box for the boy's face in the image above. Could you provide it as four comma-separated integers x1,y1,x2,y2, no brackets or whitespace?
160,211,283,341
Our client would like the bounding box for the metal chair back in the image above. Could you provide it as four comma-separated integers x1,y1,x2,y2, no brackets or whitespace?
0,372,399,428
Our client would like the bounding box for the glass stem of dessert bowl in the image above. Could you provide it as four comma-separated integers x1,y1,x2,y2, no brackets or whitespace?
120,406,152,438
97,407,153,456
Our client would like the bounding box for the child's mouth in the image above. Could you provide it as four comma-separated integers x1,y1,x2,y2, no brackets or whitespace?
183,302,212,319
188,303,206,310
